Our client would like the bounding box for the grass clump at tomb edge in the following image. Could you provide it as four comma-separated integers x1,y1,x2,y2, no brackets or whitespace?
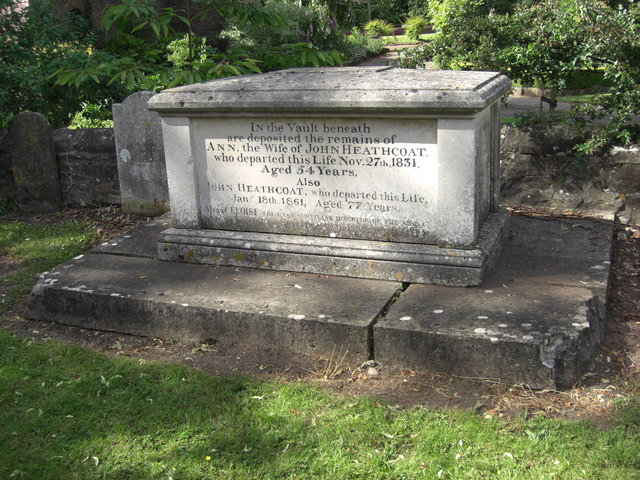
0,220,95,310
1,327,639,480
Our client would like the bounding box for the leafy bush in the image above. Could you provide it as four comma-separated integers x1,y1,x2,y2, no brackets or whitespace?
0,0,128,129
68,102,114,129
406,0,432,18
398,43,433,68
364,19,394,37
219,0,344,69
427,0,516,32
346,28,386,62
95,0,273,87
366,0,429,25
404,16,428,40
166,34,210,68
410,0,640,153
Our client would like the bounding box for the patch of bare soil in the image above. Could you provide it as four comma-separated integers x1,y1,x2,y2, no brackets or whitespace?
1,207,639,425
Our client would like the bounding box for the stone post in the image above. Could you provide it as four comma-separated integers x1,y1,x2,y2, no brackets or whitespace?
113,91,169,216
9,113,61,212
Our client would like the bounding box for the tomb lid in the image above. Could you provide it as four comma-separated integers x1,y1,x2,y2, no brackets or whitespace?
148,67,511,115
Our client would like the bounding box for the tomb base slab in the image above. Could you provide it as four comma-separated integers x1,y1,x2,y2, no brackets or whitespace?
158,208,509,287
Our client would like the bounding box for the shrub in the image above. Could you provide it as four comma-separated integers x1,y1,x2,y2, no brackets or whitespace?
398,43,433,68
68,102,114,129
415,0,640,153
371,0,414,24
52,1,292,95
404,16,428,40
346,28,386,61
0,0,128,129
407,0,431,18
166,34,210,68
364,19,394,37
427,0,516,33
219,0,345,69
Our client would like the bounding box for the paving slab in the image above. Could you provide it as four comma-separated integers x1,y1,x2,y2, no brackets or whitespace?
25,215,612,388
26,248,400,363
374,215,612,388
91,214,171,258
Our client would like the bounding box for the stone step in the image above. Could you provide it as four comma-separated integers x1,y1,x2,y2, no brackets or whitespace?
25,214,612,389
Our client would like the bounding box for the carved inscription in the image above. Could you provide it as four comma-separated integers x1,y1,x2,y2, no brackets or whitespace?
194,117,438,242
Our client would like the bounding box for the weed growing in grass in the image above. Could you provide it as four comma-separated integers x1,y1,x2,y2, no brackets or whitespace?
1,329,639,479
307,345,349,380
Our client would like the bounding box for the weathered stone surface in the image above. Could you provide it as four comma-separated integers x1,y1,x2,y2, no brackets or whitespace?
9,113,61,212
53,128,120,207
26,214,612,388
148,67,512,114
157,208,509,286
149,68,511,285
605,147,640,225
93,213,171,258
27,251,401,363
500,126,640,224
0,129,14,206
374,215,612,388
113,91,169,216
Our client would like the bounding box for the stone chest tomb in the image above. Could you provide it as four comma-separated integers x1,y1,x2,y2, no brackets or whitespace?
26,67,612,388
148,67,512,286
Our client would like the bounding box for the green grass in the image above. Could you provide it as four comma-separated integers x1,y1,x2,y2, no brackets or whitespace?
501,116,519,125
0,329,639,479
556,94,597,104
565,70,613,91
0,220,96,310
2,216,640,479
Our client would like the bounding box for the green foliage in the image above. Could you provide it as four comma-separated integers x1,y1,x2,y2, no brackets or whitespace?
398,42,433,68
318,0,429,27
370,0,406,24
565,71,613,91
68,102,115,129
346,28,386,62
404,15,428,40
428,0,479,32
364,19,395,37
2,0,348,128
50,1,277,92
219,0,344,69
381,33,435,44
428,0,517,31
0,0,129,129
406,0,432,18
167,34,209,68
411,0,640,153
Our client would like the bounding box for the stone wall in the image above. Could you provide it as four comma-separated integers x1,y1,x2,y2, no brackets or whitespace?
500,125,640,224
1,114,120,212
53,128,120,207
3,112,640,225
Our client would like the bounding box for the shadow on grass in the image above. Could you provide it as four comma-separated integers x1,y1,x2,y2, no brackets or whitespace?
0,329,325,479
2,328,639,480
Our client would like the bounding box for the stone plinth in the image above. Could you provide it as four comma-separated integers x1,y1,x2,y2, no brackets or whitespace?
25,214,612,389
148,67,512,285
